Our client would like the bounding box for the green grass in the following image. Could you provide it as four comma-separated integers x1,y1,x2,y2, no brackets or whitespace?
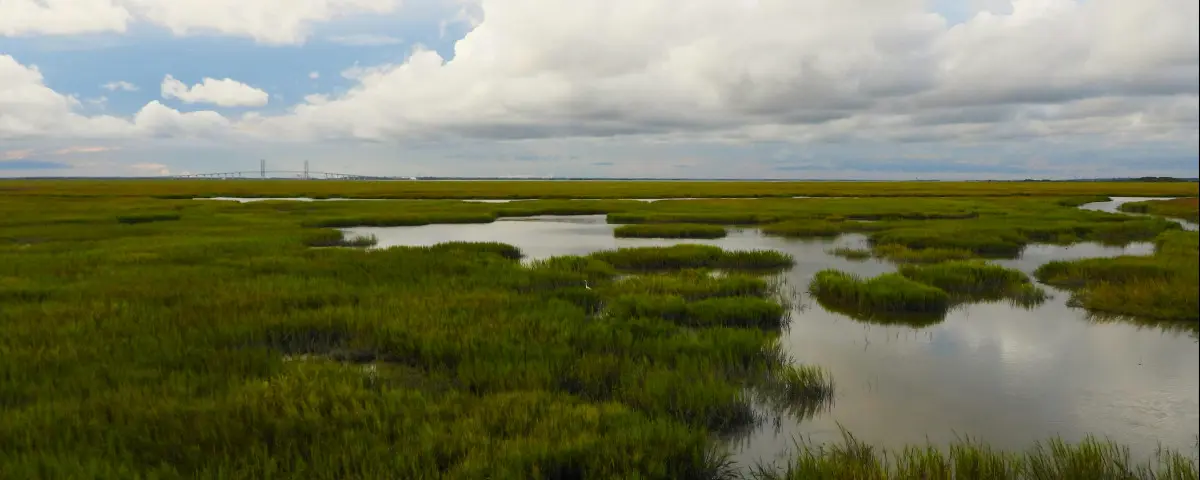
301,229,379,247
115,212,182,224
754,429,1199,480
614,223,728,239
589,244,794,272
605,295,788,329
7,179,1195,199
808,270,951,324
1120,198,1200,223
871,244,978,263
898,261,1048,307
1,185,1194,477
600,271,770,300
828,247,873,261
1035,231,1199,323
869,217,1180,258
0,190,833,478
761,220,846,238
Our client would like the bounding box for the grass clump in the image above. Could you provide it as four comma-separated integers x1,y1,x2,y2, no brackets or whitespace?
426,241,523,260
899,260,1048,307
1156,230,1200,258
872,227,1027,257
302,229,379,248
613,223,728,239
1035,231,1198,323
809,270,950,324
827,247,873,261
601,271,769,300
754,429,1199,480
606,295,787,329
761,220,846,238
1120,197,1200,223
115,212,181,224
609,211,769,225
871,244,978,263
590,244,793,272
757,364,835,410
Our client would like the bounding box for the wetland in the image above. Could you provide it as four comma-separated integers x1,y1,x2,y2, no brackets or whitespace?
1,179,1198,479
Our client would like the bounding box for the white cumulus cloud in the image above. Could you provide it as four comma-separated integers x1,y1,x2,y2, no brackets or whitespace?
239,0,1197,146
0,0,132,36
2,55,236,141
161,75,270,107
1,0,400,44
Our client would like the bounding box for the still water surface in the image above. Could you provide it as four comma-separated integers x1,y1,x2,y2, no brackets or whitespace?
341,200,1200,467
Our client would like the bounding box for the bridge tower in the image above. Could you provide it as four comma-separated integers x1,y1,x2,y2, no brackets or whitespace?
260,159,265,179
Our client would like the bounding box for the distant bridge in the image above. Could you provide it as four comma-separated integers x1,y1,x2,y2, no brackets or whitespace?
172,160,412,180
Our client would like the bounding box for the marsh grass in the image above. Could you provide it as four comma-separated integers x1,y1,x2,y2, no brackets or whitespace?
827,247,873,261
605,295,788,329
761,220,846,238
1034,231,1199,323
870,217,1180,258
1120,198,1200,223
808,270,951,324
610,211,772,225
872,228,1028,257
2,185,1196,477
7,178,1197,199
601,271,769,300
871,244,978,263
753,429,1199,480
302,229,379,247
1,193,828,478
590,244,794,272
115,212,182,224
815,298,950,327
614,223,728,239
756,364,835,410
899,261,1048,307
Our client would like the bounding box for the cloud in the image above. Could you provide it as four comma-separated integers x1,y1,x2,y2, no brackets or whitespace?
2,55,236,141
0,0,132,36
133,100,233,136
52,146,119,155
309,71,320,80
161,75,269,107
102,81,139,92
327,33,404,46
1,54,133,140
2,149,35,161
128,162,170,176
234,0,1196,148
2,0,401,44
2,1,1197,180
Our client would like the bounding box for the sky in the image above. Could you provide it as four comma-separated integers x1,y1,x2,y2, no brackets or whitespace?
1,0,1197,179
